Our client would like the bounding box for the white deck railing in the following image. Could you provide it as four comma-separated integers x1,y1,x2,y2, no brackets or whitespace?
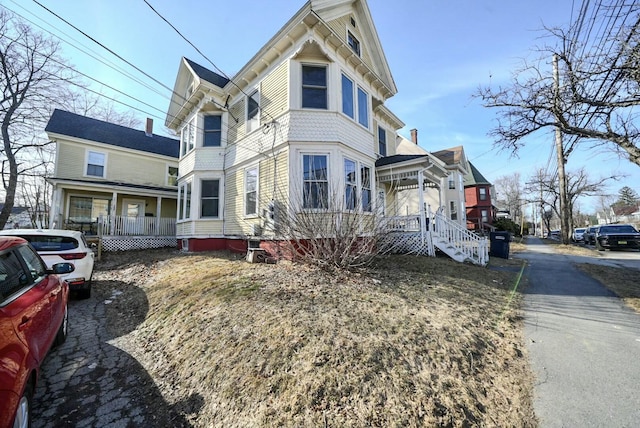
98,215,176,237
433,210,489,266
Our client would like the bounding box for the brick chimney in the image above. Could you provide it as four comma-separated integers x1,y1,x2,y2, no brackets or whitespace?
410,128,418,144
145,118,153,137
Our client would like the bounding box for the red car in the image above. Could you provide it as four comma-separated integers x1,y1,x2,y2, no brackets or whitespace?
0,236,73,428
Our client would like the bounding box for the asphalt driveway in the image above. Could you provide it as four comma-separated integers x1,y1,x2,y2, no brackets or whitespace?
518,238,640,426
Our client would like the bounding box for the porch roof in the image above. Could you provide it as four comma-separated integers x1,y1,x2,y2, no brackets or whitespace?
47,177,178,198
375,154,448,188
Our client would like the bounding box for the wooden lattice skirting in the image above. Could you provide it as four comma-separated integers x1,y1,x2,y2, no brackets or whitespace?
101,236,177,252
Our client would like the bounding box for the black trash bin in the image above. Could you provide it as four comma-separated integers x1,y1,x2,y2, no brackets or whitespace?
489,231,511,259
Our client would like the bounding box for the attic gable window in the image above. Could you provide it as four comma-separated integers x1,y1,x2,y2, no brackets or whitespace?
347,31,361,57
302,65,327,109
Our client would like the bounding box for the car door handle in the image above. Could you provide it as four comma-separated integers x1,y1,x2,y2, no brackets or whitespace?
18,316,31,331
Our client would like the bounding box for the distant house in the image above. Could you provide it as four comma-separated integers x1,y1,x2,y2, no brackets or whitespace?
464,162,494,232
45,109,180,251
609,203,640,225
0,205,31,229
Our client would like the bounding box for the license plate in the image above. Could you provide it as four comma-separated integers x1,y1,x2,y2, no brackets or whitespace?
618,241,627,245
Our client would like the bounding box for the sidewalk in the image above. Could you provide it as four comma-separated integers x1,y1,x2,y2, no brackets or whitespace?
517,237,640,426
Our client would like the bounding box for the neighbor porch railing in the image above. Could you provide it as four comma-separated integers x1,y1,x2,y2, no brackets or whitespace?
432,210,489,266
97,215,176,236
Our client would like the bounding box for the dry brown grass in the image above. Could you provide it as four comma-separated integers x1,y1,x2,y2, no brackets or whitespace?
96,249,535,427
577,263,640,313
539,238,598,257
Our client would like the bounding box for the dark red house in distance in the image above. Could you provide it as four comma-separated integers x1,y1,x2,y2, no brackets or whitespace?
464,162,494,233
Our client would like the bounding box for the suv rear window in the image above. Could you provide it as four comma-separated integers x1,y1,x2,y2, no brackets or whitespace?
21,235,79,252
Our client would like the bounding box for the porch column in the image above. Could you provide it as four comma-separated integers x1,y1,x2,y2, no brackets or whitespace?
156,196,162,236
50,186,63,229
110,191,118,235
418,169,426,241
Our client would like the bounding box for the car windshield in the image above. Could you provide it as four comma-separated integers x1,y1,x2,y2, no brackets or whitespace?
599,225,638,234
575,228,585,233
20,235,79,251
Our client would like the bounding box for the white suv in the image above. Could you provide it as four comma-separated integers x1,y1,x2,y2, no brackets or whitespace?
0,229,95,298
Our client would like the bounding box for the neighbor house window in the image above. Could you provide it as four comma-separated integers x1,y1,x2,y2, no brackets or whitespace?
245,167,258,216
357,87,368,128
479,187,487,201
345,159,357,210
347,31,361,56
69,196,110,223
167,166,178,186
203,115,222,147
361,165,371,212
246,90,260,132
448,176,455,189
342,74,354,118
481,209,489,223
201,180,220,218
178,182,191,220
378,126,387,156
303,154,328,209
86,151,105,178
302,65,327,109
181,119,195,155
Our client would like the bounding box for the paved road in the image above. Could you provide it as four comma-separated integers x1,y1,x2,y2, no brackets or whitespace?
517,238,640,427
31,282,193,427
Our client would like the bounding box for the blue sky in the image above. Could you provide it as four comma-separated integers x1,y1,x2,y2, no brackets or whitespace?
5,0,639,213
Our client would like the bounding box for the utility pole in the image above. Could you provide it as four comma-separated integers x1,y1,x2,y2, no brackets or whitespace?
553,54,571,244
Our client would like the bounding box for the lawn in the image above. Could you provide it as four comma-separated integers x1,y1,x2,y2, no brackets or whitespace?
96,249,536,427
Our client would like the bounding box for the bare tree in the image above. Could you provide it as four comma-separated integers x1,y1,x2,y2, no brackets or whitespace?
65,92,141,129
493,172,523,225
0,10,77,229
478,2,640,167
526,167,617,242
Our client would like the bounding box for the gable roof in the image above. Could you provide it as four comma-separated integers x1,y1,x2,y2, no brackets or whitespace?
432,146,465,166
612,203,640,216
184,58,230,88
46,109,179,158
464,162,491,186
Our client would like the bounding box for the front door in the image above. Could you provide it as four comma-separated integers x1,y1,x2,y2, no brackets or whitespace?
122,199,145,235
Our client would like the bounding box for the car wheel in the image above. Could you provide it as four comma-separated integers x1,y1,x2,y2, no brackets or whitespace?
54,304,68,346
595,240,605,251
13,382,32,428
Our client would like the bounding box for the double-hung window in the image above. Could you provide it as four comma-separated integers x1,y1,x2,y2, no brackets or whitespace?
341,73,369,128
203,115,222,147
378,126,387,157
479,187,487,201
181,119,195,155
448,176,456,189
178,182,191,221
201,180,220,218
450,201,457,221
361,165,371,212
481,209,489,223
302,65,327,109
167,166,178,186
303,154,328,209
344,159,357,210
86,151,105,178
245,168,258,216
342,74,354,119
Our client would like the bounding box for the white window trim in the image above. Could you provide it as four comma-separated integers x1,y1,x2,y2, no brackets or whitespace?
244,165,259,217
180,117,196,156
246,89,260,133
301,152,330,211
177,180,192,222
167,164,178,187
203,114,223,147
85,150,107,178
343,156,373,213
377,125,387,157
199,178,222,219
301,63,328,110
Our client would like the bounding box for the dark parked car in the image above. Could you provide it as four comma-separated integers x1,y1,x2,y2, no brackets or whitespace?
594,224,640,251
583,226,598,245
0,236,73,428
